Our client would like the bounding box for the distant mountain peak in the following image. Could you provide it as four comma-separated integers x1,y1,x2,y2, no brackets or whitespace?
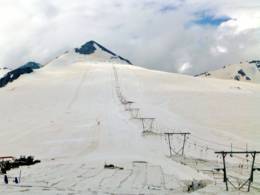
195,61,260,83
75,40,97,55
75,40,132,64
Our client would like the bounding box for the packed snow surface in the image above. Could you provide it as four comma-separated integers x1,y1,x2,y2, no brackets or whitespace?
0,58,260,194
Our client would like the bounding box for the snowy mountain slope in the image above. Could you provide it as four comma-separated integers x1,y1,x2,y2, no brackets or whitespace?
0,41,131,88
0,49,260,194
196,62,260,83
0,62,41,88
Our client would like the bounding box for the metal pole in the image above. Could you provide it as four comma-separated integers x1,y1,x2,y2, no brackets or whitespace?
222,153,228,191
167,134,172,157
181,134,187,156
248,151,256,192
142,119,145,132
19,170,21,183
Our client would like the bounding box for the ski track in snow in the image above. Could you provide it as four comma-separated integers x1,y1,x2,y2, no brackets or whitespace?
66,64,92,110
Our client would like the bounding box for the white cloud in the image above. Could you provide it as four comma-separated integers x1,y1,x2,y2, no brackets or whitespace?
178,62,192,73
216,46,227,53
211,45,228,56
0,0,259,75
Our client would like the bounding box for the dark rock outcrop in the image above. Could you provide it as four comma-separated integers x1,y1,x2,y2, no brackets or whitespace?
75,40,96,55
234,75,240,81
246,76,251,80
238,69,246,77
75,40,132,65
0,62,41,88
249,60,260,69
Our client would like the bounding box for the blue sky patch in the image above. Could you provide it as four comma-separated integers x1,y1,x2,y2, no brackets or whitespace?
193,11,231,26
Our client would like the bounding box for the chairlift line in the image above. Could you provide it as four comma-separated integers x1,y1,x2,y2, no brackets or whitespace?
214,150,260,192
113,65,260,192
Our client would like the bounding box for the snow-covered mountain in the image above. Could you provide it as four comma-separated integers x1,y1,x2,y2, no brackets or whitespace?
47,40,132,68
75,40,132,64
196,61,260,83
0,41,131,88
0,42,260,194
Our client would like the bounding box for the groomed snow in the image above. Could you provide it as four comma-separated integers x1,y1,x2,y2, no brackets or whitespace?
0,60,259,194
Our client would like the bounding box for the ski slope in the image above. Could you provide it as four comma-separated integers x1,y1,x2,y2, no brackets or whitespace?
0,45,260,194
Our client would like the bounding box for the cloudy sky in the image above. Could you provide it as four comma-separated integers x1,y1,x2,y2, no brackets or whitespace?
0,0,260,75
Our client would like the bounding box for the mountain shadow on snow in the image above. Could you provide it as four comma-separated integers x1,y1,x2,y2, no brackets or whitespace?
0,62,41,88
75,40,132,65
